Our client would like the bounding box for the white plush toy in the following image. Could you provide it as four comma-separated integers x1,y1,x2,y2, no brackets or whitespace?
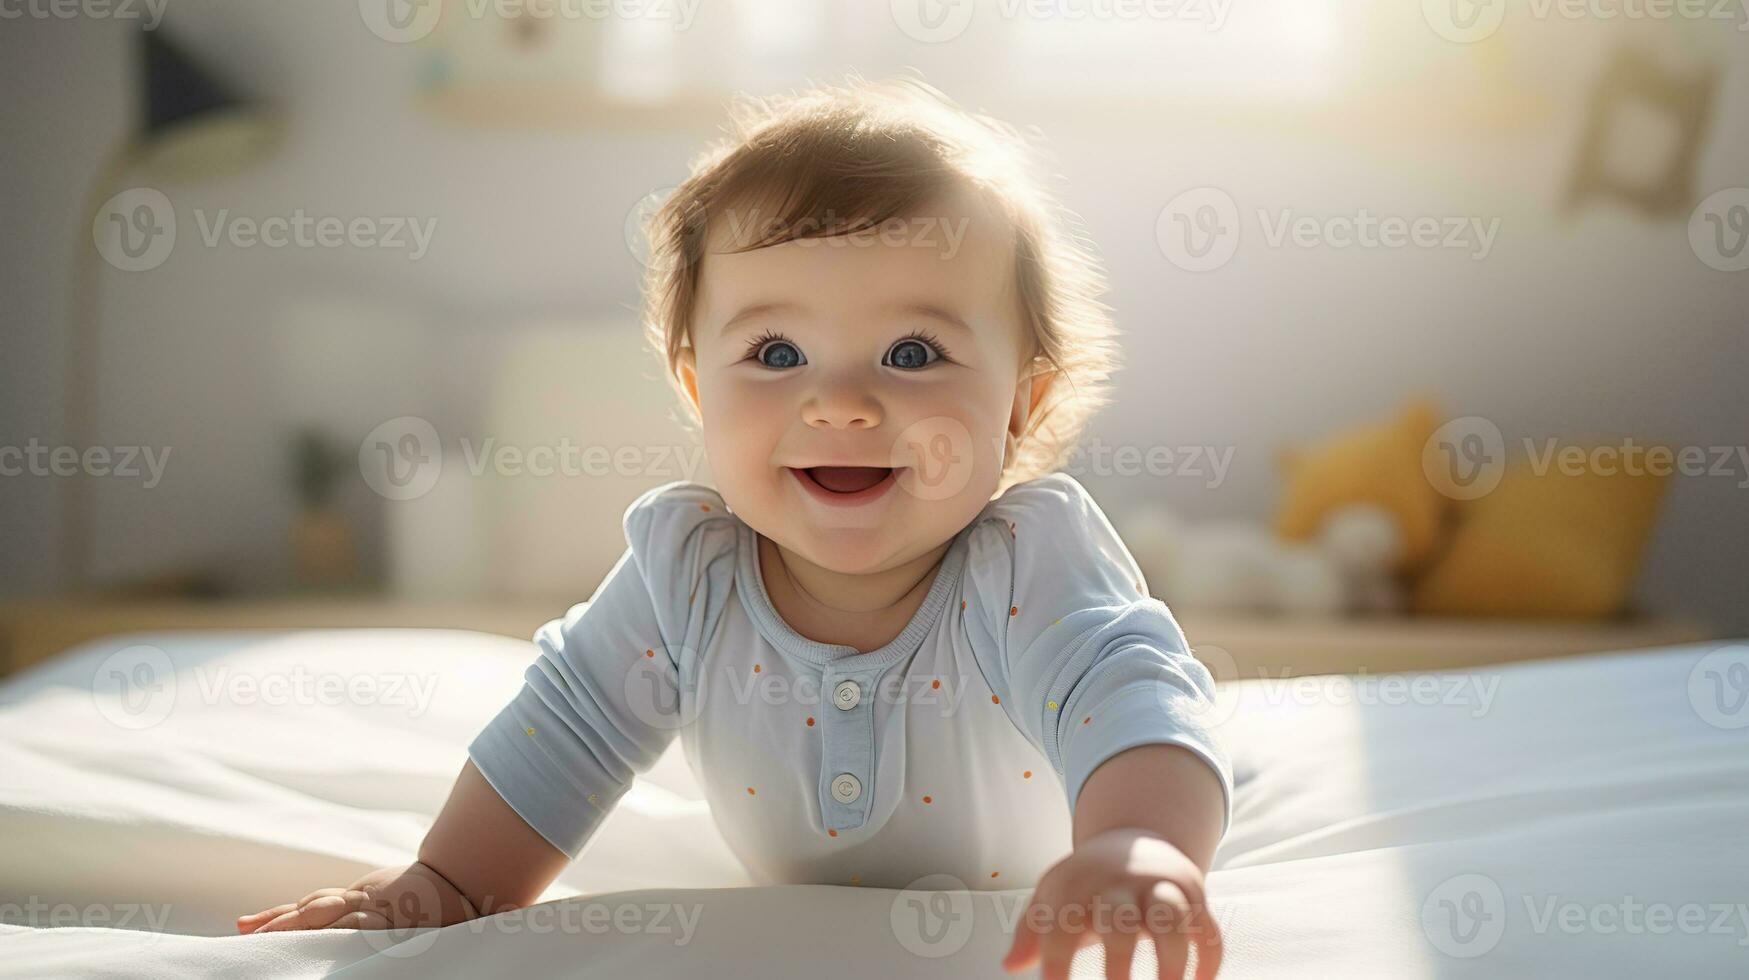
1122,502,1405,616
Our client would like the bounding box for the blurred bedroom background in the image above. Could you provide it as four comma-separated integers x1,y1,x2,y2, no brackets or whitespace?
2,0,1745,677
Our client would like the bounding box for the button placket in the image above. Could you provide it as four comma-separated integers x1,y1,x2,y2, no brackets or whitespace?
818,664,879,832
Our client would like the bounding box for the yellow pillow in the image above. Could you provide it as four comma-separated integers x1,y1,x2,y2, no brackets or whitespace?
1411,457,1668,618
1275,399,1447,572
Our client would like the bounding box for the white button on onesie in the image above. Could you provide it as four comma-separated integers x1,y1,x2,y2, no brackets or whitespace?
469,473,1232,889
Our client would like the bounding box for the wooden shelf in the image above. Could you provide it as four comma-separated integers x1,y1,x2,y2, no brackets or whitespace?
0,595,1715,683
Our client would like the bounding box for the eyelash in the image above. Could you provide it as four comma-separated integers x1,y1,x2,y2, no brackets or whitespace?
740,331,955,366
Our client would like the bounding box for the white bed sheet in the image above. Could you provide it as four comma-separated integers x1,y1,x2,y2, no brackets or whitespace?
1,628,1745,978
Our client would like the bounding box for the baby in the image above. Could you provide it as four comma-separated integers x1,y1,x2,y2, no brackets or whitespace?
238,78,1231,980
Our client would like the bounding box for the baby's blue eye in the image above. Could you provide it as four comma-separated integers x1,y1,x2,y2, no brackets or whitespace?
756,340,805,369
885,338,937,370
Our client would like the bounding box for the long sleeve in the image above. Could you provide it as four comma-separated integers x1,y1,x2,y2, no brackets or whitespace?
466,482,734,859
962,474,1233,836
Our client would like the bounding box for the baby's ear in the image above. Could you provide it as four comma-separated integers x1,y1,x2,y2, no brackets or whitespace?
675,347,702,417
1008,365,1056,444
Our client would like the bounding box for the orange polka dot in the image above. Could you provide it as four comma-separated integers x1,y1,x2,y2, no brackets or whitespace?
827,829,838,838
806,716,815,727
1083,716,1091,725
931,679,941,690
746,787,756,796
1009,606,1019,617
990,871,1000,878
1023,770,1032,779
922,795,933,804
991,694,1001,704
700,503,711,512
849,875,861,886
753,663,762,674
645,649,655,658
961,599,967,611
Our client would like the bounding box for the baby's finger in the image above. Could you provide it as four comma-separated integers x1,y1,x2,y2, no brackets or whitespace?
237,904,298,933
328,909,394,931
1038,924,1083,980
1151,927,1189,980
255,894,358,933
1190,904,1224,980
1102,928,1138,980
1003,921,1041,971
1002,888,1050,971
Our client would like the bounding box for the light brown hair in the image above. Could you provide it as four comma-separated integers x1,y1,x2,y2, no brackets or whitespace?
639,75,1118,486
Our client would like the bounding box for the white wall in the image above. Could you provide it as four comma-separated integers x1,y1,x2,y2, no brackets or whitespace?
2,3,1744,631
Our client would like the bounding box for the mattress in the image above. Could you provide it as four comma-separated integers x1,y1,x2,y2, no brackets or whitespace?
2,628,1745,978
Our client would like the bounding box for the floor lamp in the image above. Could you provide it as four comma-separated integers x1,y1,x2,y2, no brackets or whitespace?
63,28,280,593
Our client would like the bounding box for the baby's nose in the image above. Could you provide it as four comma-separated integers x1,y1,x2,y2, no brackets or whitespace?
802,384,883,430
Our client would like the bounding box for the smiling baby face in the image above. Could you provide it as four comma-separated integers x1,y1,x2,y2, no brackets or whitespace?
641,79,1119,577
678,188,1037,575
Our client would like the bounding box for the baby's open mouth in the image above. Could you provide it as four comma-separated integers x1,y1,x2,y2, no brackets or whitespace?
800,466,893,494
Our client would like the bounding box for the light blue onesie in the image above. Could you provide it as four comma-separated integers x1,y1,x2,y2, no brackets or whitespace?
469,473,1231,889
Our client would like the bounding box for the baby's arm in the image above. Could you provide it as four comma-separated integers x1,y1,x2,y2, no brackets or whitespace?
237,760,567,933
239,484,720,935
964,475,1231,979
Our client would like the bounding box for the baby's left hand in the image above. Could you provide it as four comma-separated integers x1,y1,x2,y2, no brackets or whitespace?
1001,828,1222,980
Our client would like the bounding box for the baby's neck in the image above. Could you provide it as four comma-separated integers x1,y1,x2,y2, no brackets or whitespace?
757,535,950,653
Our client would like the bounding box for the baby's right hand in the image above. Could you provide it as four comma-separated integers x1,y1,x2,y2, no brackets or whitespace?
236,862,480,934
